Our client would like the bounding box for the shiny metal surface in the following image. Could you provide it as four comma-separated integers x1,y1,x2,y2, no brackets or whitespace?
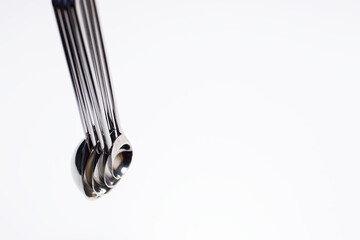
53,0,133,199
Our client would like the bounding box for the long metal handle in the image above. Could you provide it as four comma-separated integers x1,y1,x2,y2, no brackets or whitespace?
53,1,98,148
84,0,122,136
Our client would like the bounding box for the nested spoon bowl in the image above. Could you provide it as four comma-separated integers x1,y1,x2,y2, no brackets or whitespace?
104,134,133,187
72,139,98,199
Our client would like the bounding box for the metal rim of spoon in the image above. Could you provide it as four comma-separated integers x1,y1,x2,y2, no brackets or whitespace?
52,0,133,199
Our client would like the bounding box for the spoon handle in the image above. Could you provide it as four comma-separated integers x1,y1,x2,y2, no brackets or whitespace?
85,0,122,137
72,0,115,150
52,0,97,147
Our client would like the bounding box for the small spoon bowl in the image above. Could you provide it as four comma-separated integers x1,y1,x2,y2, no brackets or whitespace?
104,134,133,187
91,147,112,195
72,139,98,199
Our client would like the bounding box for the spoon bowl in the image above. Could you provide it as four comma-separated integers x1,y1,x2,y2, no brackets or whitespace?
72,139,98,199
104,134,133,187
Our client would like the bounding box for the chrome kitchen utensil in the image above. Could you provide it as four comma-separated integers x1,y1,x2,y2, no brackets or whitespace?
52,0,133,199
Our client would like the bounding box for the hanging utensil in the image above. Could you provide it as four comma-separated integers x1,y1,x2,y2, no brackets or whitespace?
52,0,133,199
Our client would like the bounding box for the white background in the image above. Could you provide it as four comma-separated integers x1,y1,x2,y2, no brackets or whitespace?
0,0,359,239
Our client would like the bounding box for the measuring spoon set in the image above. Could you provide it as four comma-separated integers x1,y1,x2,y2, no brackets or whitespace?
52,0,133,198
